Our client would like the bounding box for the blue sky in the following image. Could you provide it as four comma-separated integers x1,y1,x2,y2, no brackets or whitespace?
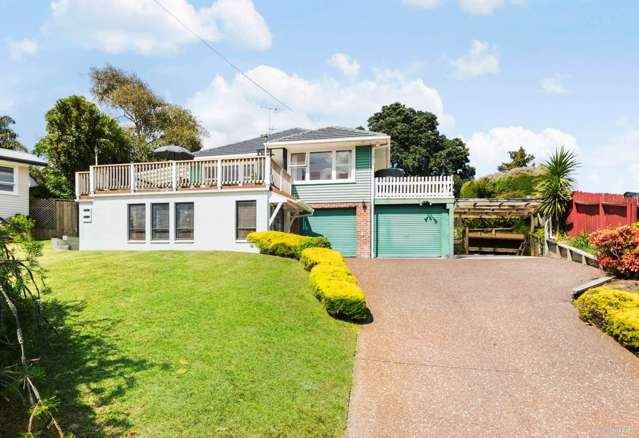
1,0,638,192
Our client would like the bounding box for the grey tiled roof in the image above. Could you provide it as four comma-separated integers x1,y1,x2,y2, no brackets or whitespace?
0,148,47,166
195,128,306,157
268,127,388,143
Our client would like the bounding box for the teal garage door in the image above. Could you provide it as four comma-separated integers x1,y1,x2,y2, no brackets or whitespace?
375,205,448,257
300,208,357,256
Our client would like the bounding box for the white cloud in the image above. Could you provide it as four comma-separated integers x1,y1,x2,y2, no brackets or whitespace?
403,0,443,9
188,65,452,148
328,53,360,77
452,40,500,79
466,126,579,177
459,0,527,15
46,0,271,54
7,38,39,60
539,75,569,94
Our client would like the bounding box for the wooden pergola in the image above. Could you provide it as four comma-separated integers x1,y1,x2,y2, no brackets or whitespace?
455,198,541,219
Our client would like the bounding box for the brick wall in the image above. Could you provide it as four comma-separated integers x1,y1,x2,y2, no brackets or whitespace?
307,202,371,258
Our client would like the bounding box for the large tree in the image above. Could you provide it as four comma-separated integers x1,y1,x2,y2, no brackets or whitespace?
497,146,535,172
35,96,132,192
368,102,475,192
0,115,27,151
90,65,205,160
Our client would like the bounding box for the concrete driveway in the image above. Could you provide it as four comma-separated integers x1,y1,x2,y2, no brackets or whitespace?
346,257,639,438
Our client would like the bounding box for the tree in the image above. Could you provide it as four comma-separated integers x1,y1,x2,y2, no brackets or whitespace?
35,96,132,193
497,146,535,172
367,102,475,193
90,65,205,160
0,115,27,152
536,147,580,232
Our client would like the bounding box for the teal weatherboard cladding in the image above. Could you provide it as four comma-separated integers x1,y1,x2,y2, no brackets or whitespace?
291,146,372,204
375,205,450,257
300,208,357,256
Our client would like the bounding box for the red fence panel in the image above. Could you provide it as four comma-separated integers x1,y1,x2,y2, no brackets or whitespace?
565,191,638,237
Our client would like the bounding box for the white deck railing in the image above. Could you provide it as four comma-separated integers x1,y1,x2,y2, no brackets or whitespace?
375,175,454,199
76,156,291,198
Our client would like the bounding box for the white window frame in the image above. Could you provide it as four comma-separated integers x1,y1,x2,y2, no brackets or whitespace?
0,164,18,196
288,147,356,185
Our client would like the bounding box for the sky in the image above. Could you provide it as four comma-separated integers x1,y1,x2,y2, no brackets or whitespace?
1,0,638,192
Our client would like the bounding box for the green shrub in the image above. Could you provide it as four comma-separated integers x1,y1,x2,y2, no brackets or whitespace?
247,231,330,259
459,168,544,199
299,247,345,271
575,287,639,352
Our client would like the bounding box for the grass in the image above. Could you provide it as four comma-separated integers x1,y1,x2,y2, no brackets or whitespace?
5,248,358,437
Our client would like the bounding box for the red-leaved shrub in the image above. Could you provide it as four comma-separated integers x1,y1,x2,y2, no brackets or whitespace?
590,224,639,278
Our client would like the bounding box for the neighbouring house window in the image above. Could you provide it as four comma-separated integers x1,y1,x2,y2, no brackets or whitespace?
289,153,306,182
289,150,354,182
151,203,169,240
236,200,256,240
0,166,15,192
128,204,146,241
335,150,353,180
175,202,194,240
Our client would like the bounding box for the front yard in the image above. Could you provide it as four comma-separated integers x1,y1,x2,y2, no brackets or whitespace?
5,249,358,437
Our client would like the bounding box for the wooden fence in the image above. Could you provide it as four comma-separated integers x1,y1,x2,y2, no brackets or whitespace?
565,191,638,237
30,199,78,240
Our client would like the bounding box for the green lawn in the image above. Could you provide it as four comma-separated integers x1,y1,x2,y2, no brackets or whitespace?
13,249,358,437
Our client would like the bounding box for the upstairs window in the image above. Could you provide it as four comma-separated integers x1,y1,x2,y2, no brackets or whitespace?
128,204,146,241
236,200,256,240
151,203,169,240
289,150,353,182
0,166,15,192
175,203,194,240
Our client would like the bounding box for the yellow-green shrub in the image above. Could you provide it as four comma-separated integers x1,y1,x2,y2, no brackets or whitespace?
575,287,639,352
309,264,356,286
299,248,344,271
247,231,330,259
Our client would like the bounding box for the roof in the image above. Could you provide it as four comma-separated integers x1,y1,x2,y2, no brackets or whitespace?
195,128,307,157
268,126,389,144
0,148,47,166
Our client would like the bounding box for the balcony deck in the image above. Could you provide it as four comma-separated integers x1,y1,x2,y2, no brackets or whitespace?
75,157,292,199
374,175,454,200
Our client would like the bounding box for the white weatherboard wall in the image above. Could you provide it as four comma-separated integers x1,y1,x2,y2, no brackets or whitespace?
78,190,269,251
0,161,30,219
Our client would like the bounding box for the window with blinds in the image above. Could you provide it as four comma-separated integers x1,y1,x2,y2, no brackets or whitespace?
175,202,194,240
128,204,146,241
151,203,170,240
236,200,256,240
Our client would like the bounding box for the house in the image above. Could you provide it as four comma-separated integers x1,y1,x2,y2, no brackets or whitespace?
0,148,47,220
75,127,455,257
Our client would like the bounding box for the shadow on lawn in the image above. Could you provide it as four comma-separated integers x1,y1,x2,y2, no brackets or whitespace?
27,299,162,437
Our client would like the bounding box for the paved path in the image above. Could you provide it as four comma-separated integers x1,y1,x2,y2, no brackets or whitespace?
346,257,639,438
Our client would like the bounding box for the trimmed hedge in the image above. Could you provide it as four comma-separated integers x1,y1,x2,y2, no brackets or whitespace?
247,231,330,259
575,287,639,352
301,247,369,321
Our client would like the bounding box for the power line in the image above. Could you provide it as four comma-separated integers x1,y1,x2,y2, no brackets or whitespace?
150,0,293,112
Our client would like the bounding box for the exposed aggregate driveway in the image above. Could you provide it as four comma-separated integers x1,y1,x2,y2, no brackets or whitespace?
346,257,639,438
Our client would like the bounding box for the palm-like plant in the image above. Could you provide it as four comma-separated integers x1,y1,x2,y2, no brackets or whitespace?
536,147,580,232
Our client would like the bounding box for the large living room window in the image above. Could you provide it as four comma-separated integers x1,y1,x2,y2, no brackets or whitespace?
175,202,194,240
0,166,15,192
151,203,169,240
289,150,353,183
236,200,256,240
128,204,146,241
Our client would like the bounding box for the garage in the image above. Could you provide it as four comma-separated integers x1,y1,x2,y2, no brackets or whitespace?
300,208,357,256
375,204,450,258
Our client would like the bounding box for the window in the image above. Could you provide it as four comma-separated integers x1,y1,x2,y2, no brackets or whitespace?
151,203,169,240
289,150,353,182
289,153,306,182
335,150,352,180
236,200,256,240
128,204,146,241
175,203,194,240
0,166,15,192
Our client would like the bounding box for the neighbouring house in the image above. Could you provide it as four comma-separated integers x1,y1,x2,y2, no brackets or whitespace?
75,127,455,257
0,148,47,220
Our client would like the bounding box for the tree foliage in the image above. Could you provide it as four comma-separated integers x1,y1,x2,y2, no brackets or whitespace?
536,147,580,229
367,103,475,193
34,95,132,193
0,115,27,152
497,146,535,172
90,65,205,160
459,167,544,198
